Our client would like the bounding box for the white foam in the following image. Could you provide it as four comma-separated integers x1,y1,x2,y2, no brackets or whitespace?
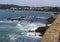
16,21,46,31
17,24,22,27
26,32,41,36
0,21,4,22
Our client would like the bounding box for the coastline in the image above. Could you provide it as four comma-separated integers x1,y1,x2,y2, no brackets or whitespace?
41,13,60,42
0,9,58,13
0,9,59,42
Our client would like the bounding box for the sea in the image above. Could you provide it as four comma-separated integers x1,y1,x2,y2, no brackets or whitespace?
0,9,54,42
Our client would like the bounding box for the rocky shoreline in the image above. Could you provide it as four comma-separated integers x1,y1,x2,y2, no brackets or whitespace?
41,13,60,42
6,15,57,36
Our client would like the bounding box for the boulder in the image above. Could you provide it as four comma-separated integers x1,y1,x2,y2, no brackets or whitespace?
47,17,55,24
35,26,49,36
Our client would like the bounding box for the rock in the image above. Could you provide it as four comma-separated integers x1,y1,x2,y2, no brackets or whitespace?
28,30,35,32
47,17,55,24
35,26,49,36
7,18,23,21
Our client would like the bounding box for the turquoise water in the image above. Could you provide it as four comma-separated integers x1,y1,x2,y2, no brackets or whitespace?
0,10,54,42
0,21,42,42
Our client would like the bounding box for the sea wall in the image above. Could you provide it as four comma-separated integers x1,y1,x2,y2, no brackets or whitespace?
41,13,60,42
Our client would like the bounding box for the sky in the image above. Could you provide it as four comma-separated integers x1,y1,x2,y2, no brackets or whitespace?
0,0,60,7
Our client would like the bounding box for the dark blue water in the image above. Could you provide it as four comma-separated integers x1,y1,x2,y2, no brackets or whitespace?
0,9,54,42
0,9,54,20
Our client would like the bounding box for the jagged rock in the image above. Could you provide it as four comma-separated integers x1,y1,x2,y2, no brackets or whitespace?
35,26,49,36
47,17,55,24
28,30,35,32
7,18,23,21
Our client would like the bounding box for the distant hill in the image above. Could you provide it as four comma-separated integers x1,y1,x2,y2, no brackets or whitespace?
0,4,30,9
0,4,60,12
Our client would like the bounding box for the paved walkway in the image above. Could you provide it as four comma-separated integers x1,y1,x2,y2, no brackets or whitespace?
41,14,60,42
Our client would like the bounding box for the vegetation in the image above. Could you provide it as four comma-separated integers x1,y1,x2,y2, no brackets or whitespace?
0,4,60,12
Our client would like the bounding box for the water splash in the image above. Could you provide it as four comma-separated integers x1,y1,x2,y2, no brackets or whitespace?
16,21,46,31
0,20,42,42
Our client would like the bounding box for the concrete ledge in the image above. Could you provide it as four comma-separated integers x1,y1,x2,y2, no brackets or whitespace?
41,14,60,42
41,28,59,42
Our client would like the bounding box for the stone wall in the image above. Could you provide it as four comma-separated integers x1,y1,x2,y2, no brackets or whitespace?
41,13,60,42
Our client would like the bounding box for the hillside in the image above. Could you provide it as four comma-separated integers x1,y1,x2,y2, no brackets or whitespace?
0,4,60,12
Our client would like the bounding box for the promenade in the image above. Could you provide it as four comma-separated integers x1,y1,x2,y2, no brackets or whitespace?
41,13,60,42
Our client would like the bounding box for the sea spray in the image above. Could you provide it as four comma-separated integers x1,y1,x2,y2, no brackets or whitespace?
0,20,42,42
0,10,55,42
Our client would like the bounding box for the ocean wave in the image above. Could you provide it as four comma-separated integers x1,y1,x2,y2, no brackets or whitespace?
0,21,4,22
16,22,46,31
15,35,41,42
0,20,43,42
26,32,41,36
0,20,20,23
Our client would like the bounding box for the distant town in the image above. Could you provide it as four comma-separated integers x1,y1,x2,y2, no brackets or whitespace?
0,4,60,12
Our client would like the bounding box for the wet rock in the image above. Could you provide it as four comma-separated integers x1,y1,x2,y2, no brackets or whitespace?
47,17,55,24
7,18,24,21
35,26,49,36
